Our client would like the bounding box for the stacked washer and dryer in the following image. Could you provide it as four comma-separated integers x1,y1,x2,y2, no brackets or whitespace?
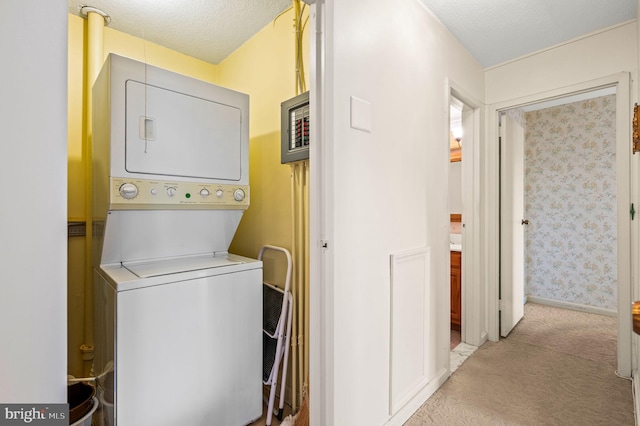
91,54,262,426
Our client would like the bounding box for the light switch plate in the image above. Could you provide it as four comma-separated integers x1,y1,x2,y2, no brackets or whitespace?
350,96,372,133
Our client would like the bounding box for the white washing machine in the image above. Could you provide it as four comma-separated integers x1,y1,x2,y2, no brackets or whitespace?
91,54,262,426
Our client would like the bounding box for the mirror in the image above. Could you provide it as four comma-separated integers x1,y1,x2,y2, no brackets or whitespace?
450,103,462,162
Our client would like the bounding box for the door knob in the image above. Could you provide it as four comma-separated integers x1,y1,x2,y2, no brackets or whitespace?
521,219,530,225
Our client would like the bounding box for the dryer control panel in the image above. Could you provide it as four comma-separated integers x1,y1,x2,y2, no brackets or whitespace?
109,177,249,210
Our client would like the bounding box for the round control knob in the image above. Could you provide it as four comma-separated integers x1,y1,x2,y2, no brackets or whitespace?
233,188,246,202
166,187,176,197
119,183,138,199
216,189,224,198
200,188,210,197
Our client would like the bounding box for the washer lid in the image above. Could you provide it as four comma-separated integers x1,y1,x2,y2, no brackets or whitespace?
123,254,242,278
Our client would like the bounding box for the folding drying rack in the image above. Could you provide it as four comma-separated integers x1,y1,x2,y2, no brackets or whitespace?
259,245,293,426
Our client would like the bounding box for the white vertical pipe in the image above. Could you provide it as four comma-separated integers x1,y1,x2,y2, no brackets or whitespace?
295,162,305,406
290,0,312,410
290,159,310,411
303,160,310,390
81,6,108,377
293,0,301,95
290,162,299,411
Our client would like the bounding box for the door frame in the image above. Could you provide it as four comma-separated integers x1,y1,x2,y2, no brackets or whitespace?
309,2,330,425
485,72,632,376
449,83,486,348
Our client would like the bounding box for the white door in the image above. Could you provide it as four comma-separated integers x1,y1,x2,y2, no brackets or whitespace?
499,112,526,337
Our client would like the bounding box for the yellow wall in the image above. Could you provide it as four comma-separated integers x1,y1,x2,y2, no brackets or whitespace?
66,7,309,379
67,14,87,377
220,8,309,266
218,7,310,405
68,15,85,222
102,26,220,83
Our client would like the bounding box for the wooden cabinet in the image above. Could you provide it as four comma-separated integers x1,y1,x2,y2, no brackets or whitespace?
450,251,461,330
450,131,461,162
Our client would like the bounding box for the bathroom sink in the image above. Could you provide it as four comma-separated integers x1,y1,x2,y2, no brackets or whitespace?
450,233,462,251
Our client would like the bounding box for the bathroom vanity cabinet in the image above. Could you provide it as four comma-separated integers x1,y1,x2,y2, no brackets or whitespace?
450,251,461,330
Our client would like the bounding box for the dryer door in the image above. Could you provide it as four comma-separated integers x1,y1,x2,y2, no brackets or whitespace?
125,80,242,181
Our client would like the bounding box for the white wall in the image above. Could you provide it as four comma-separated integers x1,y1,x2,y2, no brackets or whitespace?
486,22,637,104
0,0,67,403
315,0,484,424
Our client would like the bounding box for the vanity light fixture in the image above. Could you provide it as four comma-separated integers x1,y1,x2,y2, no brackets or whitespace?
452,127,463,148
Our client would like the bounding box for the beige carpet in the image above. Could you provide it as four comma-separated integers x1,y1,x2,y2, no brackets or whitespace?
406,303,635,425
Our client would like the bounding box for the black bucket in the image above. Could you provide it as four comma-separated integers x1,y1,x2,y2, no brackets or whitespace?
68,382,96,424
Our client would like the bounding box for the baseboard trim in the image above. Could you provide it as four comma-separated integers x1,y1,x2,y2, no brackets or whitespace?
633,369,639,425
526,296,617,317
383,367,449,426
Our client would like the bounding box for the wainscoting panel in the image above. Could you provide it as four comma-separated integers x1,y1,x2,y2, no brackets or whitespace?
389,247,431,415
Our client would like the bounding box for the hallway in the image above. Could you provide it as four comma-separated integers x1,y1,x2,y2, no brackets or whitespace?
406,303,634,425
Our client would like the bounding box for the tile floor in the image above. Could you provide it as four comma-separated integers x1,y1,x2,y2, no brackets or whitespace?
450,342,477,372
450,328,477,372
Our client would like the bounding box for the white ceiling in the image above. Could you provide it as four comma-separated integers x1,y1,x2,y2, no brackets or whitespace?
67,0,292,65
69,1,637,68
419,0,637,68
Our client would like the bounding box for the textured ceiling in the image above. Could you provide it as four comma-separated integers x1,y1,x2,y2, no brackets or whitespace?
69,1,637,68
67,0,292,65
419,0,637,68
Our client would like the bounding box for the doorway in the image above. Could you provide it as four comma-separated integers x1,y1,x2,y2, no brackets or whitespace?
448,87,485,354
488,73,632,377
449,99,463,350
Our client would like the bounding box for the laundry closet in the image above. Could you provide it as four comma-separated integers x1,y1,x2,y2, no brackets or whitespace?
66,5,311,425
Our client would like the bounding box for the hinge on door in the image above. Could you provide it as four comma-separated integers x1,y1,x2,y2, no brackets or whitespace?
498,299,503,311
633,103,640,153
631,203,636,220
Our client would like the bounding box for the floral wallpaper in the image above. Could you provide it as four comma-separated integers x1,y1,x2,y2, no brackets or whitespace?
524,95,617,311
